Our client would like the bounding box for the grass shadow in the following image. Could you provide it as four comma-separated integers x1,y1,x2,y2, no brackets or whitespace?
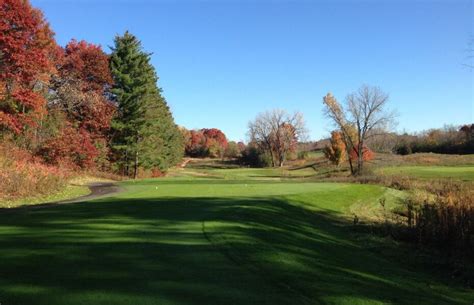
0,194,472,304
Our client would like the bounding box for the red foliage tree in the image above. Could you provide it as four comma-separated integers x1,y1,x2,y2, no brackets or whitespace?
39,124,98,169
0,0,57,133
43,39,115,168
184,128,228,158
202,128,228,158
52,39,115,137
61,40,113,92
185,129,207,157
349,144,375,162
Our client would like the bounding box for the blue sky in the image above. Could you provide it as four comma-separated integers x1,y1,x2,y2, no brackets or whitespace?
32,0,473,142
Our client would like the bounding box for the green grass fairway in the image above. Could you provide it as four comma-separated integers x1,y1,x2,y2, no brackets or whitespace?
0,169,472,304
377,165,474,181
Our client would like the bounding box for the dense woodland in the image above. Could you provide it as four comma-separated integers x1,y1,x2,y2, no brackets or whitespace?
0,0,183,179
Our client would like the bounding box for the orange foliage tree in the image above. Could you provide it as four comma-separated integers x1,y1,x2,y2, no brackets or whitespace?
324,131,347,166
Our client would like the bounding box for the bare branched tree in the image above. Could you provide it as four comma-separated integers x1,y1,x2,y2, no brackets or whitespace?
323,85,397,175
248,109,307,167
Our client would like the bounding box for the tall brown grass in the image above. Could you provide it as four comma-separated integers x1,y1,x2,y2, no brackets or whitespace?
405,182,474,257
341,173,474,261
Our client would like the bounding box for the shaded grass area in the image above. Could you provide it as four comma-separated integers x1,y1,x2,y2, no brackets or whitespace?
0,179,472,305
377,166,474,181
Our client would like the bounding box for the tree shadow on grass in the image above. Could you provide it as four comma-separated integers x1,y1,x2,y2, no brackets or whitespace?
0,195,471,305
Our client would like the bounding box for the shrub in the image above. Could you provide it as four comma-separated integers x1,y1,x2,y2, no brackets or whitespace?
151,168,164,177
395,142,412,155
0,142,71,200
240,145,270,167
297,151,309,160
224,141,242,159
38,124,98,169
349,144,375,162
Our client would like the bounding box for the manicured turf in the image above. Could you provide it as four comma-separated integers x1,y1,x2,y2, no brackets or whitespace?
378,165,474,181
0,168,472,304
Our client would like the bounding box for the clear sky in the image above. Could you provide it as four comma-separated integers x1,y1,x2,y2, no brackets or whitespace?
32,0,473,142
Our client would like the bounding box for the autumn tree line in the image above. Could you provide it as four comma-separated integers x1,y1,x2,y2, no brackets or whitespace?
1,0,471,182
393,124,474,155
1,0,183,178
0,0,399,180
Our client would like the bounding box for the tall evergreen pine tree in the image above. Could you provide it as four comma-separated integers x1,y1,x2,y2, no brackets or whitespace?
110,32,183,178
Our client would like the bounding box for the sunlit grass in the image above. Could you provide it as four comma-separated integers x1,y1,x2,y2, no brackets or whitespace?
377,165,474,181
0,167,472,304
0,184,90,208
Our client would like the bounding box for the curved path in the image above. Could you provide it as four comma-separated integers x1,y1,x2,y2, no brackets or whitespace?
62,182,122,203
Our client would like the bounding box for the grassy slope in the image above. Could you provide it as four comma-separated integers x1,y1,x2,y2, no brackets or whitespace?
0,176,119,209
0,167,472,305
0,184,90,208
377,165,474,181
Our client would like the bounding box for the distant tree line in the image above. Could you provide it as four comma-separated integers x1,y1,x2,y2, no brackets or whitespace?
181,128,229,158
180,110,308,168
394,124,474,155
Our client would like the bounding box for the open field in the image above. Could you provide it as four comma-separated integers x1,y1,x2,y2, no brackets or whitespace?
0,167,472,305
371,153,474,167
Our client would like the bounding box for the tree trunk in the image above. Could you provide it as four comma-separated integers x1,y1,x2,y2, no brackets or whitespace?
133,150,139,179
357,141,363,175
348,156,354,176
124,150,129,177
269,149,275,167
279,153,285,167
346,145,355,175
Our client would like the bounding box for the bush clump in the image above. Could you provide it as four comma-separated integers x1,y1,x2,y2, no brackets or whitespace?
0,142,71,201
